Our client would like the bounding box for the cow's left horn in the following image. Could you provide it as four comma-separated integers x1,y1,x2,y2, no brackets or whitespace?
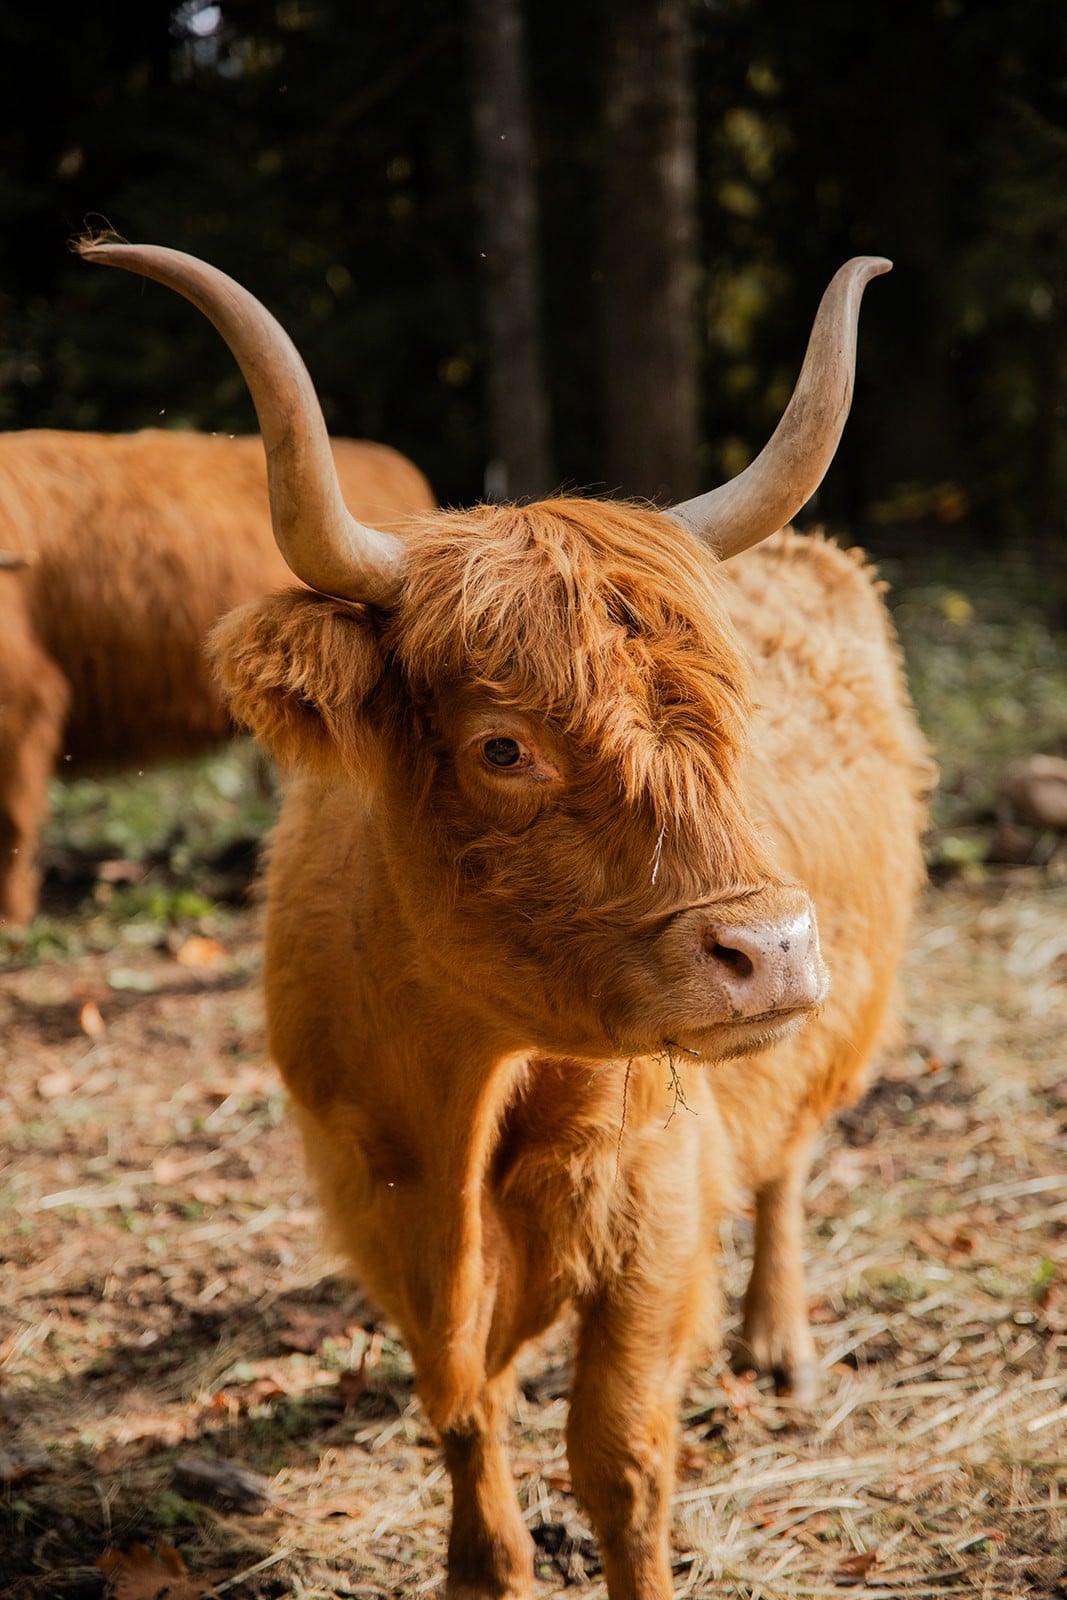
669,257,891,560
76,237,407,607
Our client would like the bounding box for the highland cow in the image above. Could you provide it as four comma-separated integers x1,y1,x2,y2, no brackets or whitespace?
80,237,933,1600
0,427,433,922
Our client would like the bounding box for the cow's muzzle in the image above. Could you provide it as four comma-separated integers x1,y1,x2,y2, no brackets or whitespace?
673,895,829,1022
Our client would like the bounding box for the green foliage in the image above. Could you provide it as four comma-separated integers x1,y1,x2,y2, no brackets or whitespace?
890,573,1067,830
153,1491,205,1529
1030,1257,1058,1298
46,740,275,887
0,743,276,963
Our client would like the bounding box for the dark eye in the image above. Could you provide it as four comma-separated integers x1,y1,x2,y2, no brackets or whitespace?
483,736,523,769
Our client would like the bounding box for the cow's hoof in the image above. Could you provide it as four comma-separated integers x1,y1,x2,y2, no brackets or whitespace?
773,1357,820,1405
730,1332,822,1404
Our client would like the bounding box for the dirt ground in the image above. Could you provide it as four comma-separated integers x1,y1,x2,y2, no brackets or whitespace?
1,868,1065,1600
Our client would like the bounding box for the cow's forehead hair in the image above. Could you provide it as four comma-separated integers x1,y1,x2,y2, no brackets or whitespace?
388,498,753,815
392,500,747,717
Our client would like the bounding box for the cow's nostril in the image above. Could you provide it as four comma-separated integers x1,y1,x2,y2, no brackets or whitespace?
703,935,755,980
692,910,827,1015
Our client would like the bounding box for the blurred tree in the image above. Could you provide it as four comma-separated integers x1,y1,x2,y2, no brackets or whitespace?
951,4,1067,582
687,0,958,542
0,0,1064,600
465,0,553,499
598,0,701,502
0,0,484,503
692,0,1067,596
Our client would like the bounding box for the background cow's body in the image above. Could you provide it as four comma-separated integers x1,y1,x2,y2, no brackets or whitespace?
0,428,434,922
712,532,932,1388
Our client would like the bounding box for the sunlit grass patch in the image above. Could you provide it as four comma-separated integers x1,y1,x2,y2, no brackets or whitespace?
46,738,277,879
890,576,1067,833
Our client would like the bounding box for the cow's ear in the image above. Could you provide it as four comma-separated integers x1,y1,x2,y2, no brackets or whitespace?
209,590,385,776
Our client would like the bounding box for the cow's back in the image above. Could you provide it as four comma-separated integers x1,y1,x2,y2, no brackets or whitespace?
712,531,934,1181
0,429,433,768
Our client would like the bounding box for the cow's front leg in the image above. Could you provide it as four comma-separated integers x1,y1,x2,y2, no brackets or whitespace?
567,1271,706,1600
439,1368,533,1600
0,616,68,926
735,1126,819,1402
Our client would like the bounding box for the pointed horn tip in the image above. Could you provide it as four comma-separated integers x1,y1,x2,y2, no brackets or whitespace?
74,236,206,290
845,255,893,285
666,255,893,559
72,229,128,263
74,235,171,278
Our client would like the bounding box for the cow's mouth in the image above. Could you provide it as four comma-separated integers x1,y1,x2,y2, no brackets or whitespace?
662,1003,816,1062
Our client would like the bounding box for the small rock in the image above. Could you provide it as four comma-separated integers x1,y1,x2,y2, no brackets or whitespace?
997,755,1067,831
171,1453,273,1514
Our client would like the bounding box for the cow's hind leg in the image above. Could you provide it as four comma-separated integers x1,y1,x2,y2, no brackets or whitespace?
440,1368,534,1600
735,1122,820,1402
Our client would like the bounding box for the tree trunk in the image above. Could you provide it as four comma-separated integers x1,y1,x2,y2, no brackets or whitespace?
466,0,553,500
598,0,700,502
835,1,963,546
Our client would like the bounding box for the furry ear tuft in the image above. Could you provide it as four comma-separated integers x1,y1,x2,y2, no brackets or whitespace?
209,590,384,776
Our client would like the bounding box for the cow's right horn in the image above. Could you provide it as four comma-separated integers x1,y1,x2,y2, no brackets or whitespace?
76,237,406,607
669,257,891,560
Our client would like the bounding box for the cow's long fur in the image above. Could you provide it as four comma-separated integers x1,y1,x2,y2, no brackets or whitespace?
0,428,433,923
210,495,934,1600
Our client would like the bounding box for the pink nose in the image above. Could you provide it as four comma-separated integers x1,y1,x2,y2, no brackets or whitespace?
700,910,827,1017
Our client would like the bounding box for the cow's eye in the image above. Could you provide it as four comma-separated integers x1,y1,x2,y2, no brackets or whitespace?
483,736,523,769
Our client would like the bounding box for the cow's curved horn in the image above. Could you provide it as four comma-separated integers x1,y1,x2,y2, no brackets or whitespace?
669,257,891,560
76,238,406,606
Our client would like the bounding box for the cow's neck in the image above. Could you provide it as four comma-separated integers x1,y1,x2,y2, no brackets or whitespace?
269,796,682,1425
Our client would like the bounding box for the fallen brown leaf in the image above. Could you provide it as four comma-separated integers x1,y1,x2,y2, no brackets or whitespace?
676,1440,707,1479
97,859,146,886
835,1547,880,1581
79,999,108,1040
175,936,231,971
37,1067,77,1100
719,1369,758,1417
278,1304,355,1352
114,1409,196,1448
1037,1280,1067,1331
98,1540,216,1600
211,1373,292,1414
0,1446,51,1484
297,1492,361,1521
201,1064,278,1103
337,1366,368,1409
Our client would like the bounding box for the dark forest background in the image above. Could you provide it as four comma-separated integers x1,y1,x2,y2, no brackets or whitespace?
1,0,1066,606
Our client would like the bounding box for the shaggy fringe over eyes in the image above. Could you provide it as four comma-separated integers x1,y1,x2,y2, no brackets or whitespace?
393,499,753,814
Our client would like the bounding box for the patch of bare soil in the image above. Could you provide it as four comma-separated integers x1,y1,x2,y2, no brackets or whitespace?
2,873,1065,1599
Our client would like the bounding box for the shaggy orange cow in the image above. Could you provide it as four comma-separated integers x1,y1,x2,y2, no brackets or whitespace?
81,238,933,1600
0,428,433,923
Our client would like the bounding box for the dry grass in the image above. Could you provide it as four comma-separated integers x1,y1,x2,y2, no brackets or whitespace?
1,869,1065,1599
